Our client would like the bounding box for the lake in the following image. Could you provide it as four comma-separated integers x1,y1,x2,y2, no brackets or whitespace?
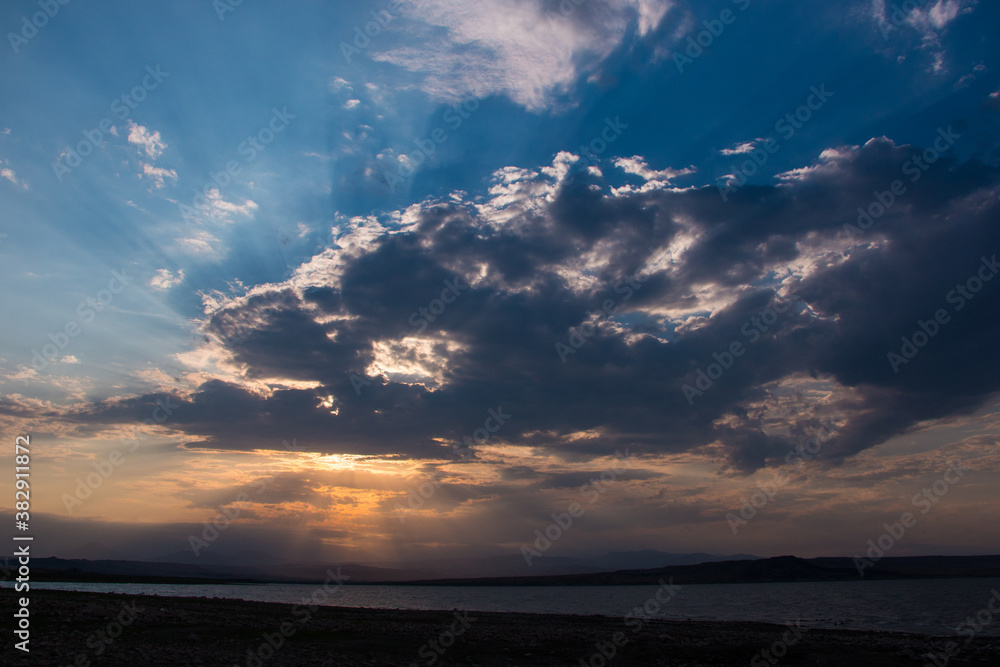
7,577,1000,637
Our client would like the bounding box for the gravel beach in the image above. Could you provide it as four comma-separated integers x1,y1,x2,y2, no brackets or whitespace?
4,589,1000,666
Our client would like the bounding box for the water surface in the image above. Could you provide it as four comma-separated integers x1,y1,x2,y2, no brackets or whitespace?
8,577,1000,637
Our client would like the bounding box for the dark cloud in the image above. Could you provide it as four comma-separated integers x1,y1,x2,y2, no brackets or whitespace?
53,139,1000,473
526,468,666,491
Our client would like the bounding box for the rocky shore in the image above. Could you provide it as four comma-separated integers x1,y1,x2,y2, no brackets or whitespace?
3,589,999,666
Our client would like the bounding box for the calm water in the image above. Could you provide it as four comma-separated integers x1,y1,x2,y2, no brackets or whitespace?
7,578,1000,637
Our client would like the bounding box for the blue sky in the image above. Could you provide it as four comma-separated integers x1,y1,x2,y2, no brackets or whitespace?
2,0,1000,563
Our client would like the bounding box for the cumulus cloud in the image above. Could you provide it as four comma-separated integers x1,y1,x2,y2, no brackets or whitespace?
127,121,167,159
614,155,695,182
49,135,1000,476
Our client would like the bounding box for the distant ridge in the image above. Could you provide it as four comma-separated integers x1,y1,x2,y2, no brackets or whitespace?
10,557,436,585
385,554,1000,586
4,550,758,584
10,553,999,586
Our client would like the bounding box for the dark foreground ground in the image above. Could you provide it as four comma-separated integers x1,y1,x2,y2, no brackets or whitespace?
4,589,1000,666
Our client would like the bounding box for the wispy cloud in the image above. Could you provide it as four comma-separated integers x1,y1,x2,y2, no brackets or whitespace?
150,268,185,290
870,0,976,73
371,0,675,111
0,158,28,190
720,139,765,156
141,162,178,189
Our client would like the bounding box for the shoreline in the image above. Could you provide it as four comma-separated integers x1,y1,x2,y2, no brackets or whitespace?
4,589,1000,666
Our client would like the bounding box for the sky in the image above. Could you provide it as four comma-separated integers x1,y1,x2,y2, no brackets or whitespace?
1,0,1000,568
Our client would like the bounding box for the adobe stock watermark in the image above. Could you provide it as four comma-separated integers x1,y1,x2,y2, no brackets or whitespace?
233,567,351,667
854,460,969,576
255,437,305,479
408,276,468,333
750,619,805,667
203,438,307,542
61,396,180,514
726,420,838,534
38,600,144,663
564,116,629,186
395,408,507,523
179,107,295,222
213,0,246,21
456,405,511,453
544,0,589,28
876,0,937,40
8,0,72,54
348,372,373,396
717,85,833,201
71,600,143,664
578,579,682,667
556,269,648,363
340,0,404,62
208,292,290,350
681,294,799,405
887,254,998,373
189,483,268,556
408,610,476,667
842,126,960,239
51,65,170,182
672,0,752,73
923,589,1000,667
521,449,630,566
27,266,134,372
393,472,445,524
381,96,480,190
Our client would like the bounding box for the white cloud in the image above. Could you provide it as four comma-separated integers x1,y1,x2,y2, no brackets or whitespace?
203,188,258,221
183,188,258,225
127,122,166,159
372,0,674,111
150,268,185,290
176,229,226,259
613,156,695,192
366,337,468,390
141,163,178,189
927,0,962,29
954,72,975,88
870,0,976,74
1,167,25,188
0,158,28,190
720,139,766,156
775,144,860,183
343,99,361,109
987,89,1000,110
